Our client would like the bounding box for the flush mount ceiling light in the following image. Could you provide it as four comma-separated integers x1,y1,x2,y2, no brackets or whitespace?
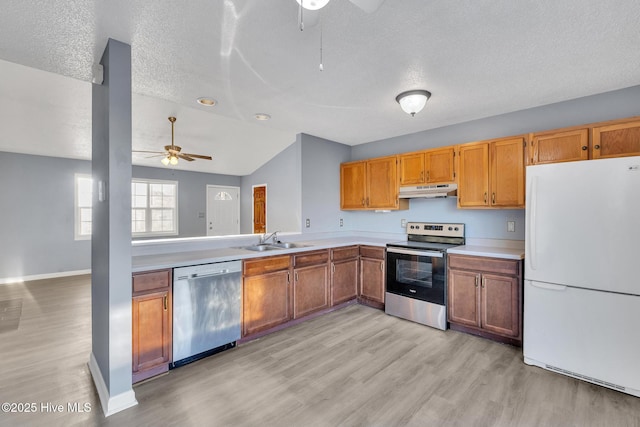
396,90,432,117
254,113,271,121
296,0,331,10
196,97,217,107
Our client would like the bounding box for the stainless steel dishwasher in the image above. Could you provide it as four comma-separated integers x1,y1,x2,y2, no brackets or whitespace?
172,260,241,368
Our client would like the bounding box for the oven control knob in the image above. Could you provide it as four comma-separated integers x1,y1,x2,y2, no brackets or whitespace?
448,226,453,231
454,227,459,231
410,225,414,229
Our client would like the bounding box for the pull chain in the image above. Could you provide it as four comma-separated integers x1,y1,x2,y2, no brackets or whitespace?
299,0,304,31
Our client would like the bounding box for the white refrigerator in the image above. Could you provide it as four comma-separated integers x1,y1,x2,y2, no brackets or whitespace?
524,155,640,397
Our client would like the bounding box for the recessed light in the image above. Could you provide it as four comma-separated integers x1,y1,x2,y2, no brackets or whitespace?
254,113,271,121
196,97,217,107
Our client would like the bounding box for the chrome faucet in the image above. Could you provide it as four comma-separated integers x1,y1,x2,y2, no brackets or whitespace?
259,231,279,245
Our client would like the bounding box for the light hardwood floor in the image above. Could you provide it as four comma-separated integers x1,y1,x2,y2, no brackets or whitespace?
1,275,639,427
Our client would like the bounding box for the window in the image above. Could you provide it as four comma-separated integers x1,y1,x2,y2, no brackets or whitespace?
132,179,178,237
74,176,178,239
75,174,93,240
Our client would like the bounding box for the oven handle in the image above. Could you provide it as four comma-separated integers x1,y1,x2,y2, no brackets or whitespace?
386,247,444,258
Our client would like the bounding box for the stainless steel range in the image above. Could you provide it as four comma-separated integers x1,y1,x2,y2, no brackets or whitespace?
385,222,465,330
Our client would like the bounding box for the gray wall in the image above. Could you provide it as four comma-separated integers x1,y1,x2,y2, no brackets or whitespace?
0,152,92,279
0,151,241,280
300,133,352,233
346,85,640,240
240,139,302,234
132,166,240,239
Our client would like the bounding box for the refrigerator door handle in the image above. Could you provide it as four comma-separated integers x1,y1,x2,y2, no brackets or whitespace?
528,176,538,270
530,281,567,292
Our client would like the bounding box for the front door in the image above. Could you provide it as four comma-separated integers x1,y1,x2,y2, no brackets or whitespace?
206,185,240,236
253,185,266,234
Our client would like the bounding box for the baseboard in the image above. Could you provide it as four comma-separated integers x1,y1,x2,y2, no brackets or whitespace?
0,269,91,285
88,352,138,417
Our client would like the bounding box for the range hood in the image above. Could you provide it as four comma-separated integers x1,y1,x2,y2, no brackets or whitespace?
398,183,457,199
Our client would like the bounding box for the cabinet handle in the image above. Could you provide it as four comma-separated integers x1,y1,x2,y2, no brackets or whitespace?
594,144,601,150
483,192,487,204
163,294,168,311
380,262,384,271
287,271,290,284
475,275,479,287
332,263,335,273
366,197,369,206
420,171,424,181
581,146,587,151
492,193,496,204
426,171,430,181
482,277,486,288
295,272,299,282
361,198,365,206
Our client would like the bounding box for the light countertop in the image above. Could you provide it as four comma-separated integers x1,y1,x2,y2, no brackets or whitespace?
132,236,393,272
447,241,525,260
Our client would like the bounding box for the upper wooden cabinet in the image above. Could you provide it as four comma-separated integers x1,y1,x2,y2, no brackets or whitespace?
457,136,525,209
399,147,455,186
340,156,408,210
530,128,589,165
592,119,640,159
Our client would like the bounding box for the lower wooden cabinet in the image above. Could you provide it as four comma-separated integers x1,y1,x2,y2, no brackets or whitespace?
447,254,522,345
359,246,385,307
242,255,292,336
330,246,359,306
292,250,330,319
132,269,172,383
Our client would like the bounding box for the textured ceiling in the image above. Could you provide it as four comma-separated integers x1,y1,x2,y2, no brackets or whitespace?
1,0,640,175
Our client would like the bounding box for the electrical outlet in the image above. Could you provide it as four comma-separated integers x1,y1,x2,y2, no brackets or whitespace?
339,218,344,227
507,221,516,232
306,218,310,228
401,219,407,228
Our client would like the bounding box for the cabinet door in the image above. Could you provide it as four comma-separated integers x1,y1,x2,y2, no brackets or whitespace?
331,258,358,305
490,137,525,208
293,264,329,319
592,120,640,159
340,161,367,209
132,290,171,380
399,152,426,185
480,273,520,338
447,269,480,327
458,143,489,208
366,156,399,209
531,129,589,164
360,258,385,303
243,270,291,336
425,147,455,183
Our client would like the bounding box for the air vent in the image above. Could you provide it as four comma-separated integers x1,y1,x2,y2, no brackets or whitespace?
545,364,626,392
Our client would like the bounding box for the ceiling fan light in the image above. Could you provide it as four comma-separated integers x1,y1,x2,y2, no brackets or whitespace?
296,0,330,10
161,156,170,166
169,156,179,165
396,90,431,117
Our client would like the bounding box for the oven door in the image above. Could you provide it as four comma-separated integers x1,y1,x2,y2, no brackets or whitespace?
386,247,446,305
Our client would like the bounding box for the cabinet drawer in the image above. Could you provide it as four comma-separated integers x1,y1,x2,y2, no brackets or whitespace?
243,255,291,277
448,254,520,276
359,246,385,260
331,246,359,261
294,250,329,268
132,269,171,294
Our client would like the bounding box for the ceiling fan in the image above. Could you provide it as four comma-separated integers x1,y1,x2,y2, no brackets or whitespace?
296,0,386,30
133,117,213,166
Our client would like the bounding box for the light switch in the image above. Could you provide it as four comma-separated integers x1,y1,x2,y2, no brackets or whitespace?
306,219,310,228
507,221,516,232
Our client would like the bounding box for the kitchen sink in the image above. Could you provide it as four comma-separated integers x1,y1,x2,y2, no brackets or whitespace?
241,244,280,252
240,242,310,251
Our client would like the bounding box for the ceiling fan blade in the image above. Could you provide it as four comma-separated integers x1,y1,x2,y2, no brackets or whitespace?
182,153,213,160
178,154,196,162
348,0,385,13
145,154,167,159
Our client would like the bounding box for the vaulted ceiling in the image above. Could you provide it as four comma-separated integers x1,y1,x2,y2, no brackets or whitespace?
1,0,639,175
